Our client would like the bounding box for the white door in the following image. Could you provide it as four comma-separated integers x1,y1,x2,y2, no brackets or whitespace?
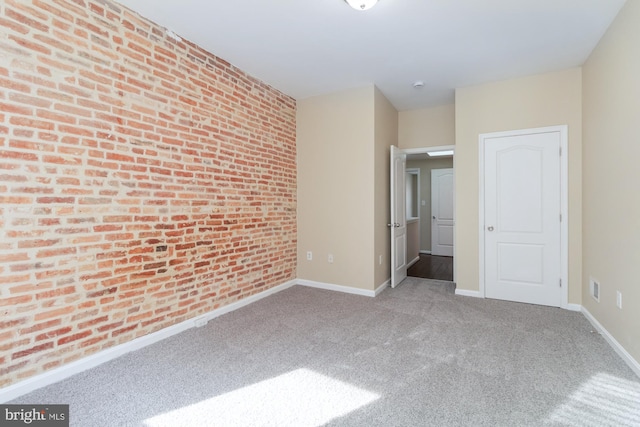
390,146,407,288
431,168,454,257
483,130,562,307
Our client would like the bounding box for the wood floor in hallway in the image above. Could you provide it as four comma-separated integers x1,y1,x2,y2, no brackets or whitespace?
407,254,453,281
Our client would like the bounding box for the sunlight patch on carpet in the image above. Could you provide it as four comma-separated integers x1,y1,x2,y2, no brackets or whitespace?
144,368,379,426
545,372,640,426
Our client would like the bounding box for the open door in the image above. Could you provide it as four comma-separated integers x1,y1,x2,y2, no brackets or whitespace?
390,146,407,288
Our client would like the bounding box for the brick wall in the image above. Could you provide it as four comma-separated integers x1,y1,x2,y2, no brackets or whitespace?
0,0,297,388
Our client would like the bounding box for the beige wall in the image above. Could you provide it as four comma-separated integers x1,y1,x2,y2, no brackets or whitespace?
455,68,583,304
406,220,420,263
582,1,640,363
374,88,397,288
406,158,454,252
297,86,375,289
298,86,396,291
399,104,455,149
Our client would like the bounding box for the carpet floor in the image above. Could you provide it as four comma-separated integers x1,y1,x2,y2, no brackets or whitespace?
11,278,640,426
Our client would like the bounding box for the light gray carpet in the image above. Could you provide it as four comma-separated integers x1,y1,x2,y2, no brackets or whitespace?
11,278,640,426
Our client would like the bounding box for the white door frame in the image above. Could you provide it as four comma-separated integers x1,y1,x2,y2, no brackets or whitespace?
403,145,456,283
478,126,569,309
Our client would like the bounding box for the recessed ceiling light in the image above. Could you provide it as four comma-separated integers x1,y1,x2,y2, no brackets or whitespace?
344,0,379,11
413,81,425,89
427,150,454,157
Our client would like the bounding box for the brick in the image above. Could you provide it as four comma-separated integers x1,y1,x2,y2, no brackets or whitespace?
0,318,28,330
34,306,75,321
36,286,76,300
0,0,296,390
0,17,30,34
58,330,92,345
12,342,54,360
4,8,49,33
36,197,75,204
33,1,75,22
0,294,32,306
35,327,72,341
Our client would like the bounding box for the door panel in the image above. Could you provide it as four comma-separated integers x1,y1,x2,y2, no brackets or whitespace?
431,168,454,257
484,131,561,307
390,146,407,288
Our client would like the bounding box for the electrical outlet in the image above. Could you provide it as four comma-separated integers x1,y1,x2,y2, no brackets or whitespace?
328,254,334,263
306,251,312,261
616,291,622,309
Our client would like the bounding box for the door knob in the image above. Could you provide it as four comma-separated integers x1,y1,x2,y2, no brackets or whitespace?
487,226,494,231
432,216,436,219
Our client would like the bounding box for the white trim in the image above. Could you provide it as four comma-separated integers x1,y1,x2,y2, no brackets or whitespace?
296,279,376,297
478,125,569,309
419,250,432,255
454,289,483,298
403,145,454,156
581,307,640,378
558,126,569,310
0,279,297,403
374,279,390,296
478,135,486,298
564,303,582,312
407,255,420,268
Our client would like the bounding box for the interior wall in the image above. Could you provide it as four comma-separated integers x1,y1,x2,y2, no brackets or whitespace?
373,88,397,288
455,68,583,304
582,0,640,363
406,158,454,252
297,86,375,290
0,0,297,389
399,104,455,149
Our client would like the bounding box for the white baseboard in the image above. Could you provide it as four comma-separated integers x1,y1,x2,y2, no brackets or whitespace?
419,250,432,255
8,277,635,405
564,303,582,312
454,288,483,298
374,279,390,296
581,307,640,379
296,279,376,297
407,256,420,268
0,279,297,403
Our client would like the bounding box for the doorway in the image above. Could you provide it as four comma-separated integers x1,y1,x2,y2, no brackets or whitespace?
391,145,455,283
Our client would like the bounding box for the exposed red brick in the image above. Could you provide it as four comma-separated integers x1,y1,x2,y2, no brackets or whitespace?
35,327,72,341
57,330,92,345
12,342,54,360
0,0,296,390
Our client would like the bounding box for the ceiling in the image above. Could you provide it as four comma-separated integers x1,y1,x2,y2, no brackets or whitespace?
116,0,626,111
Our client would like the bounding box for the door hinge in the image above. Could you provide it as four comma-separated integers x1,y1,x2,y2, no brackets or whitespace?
559,278,562,288
559,146,562,156
560,213,562,222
